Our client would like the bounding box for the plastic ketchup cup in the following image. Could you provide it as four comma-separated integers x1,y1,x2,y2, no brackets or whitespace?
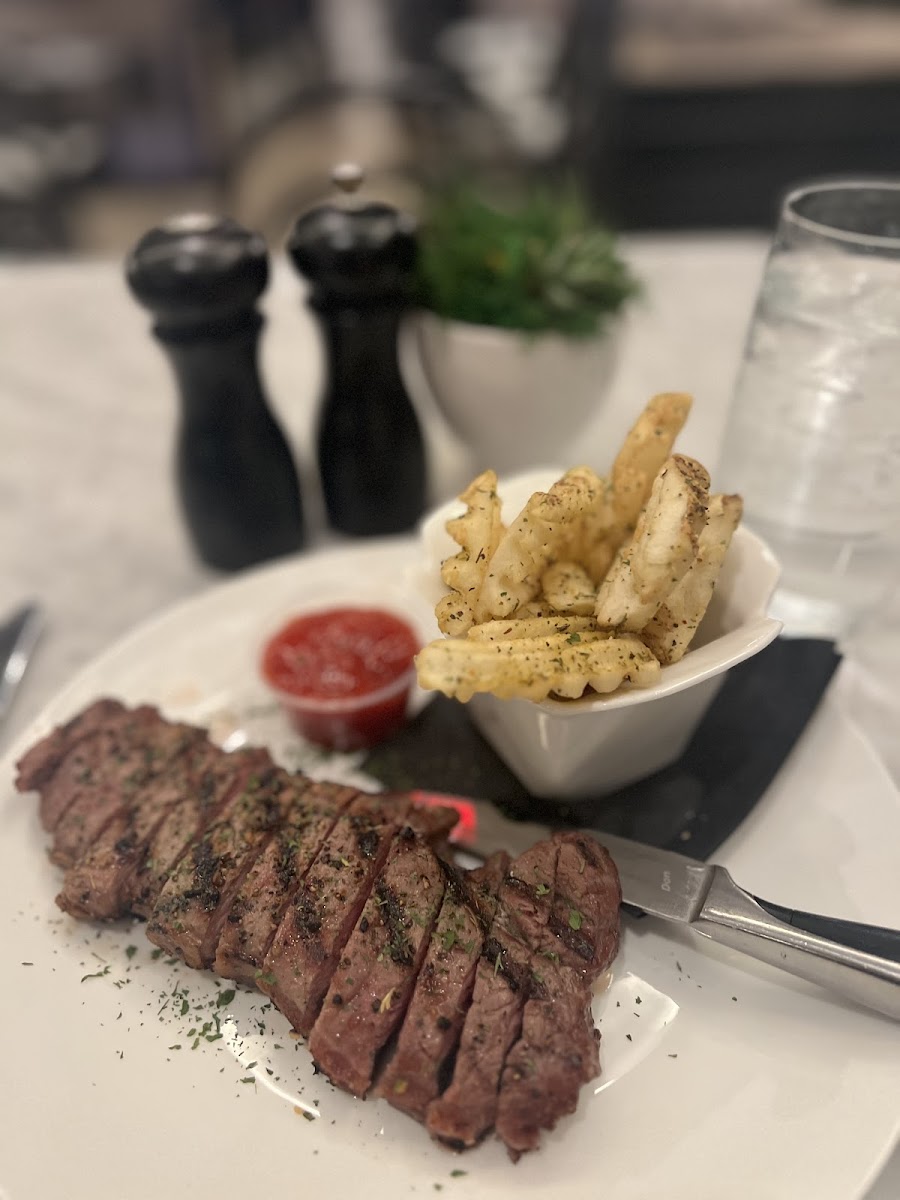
260,607,420,751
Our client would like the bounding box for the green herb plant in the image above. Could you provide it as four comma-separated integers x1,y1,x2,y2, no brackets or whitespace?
416,185,638,338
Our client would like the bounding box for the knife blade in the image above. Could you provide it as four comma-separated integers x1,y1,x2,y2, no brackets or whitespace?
0,603,44,734
412,792,900,1021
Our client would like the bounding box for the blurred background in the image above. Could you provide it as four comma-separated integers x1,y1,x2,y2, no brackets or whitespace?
2,0,900,254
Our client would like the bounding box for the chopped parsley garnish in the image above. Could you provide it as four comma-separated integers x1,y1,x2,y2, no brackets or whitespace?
80,965,111,982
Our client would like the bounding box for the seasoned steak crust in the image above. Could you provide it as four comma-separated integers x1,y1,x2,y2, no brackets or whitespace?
30,705,161,834
495,833,622,1158
17,702,621,1161
128,746,271,918
259,794,402,1036
425,839,560,1150
377,850,510,1120
55,738,227,921
50,720,205,867
213,779,358,986
308,826,447,1097
147,767,290,968
15,698,130,796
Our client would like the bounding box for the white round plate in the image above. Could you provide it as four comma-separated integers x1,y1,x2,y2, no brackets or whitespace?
2,540,898,1200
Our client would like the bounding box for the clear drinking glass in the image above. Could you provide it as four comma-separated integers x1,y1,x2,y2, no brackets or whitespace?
718,178,900,637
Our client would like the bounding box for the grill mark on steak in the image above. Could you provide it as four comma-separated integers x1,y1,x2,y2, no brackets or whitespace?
259,794,413,1036
425,839,560,1150
377,850,510,1121
127,747,270,918
308,827,447,1097
495,833,622,1158
544,833,622,972
49,722,205,867
15,698,131,797
213,779,358,987
147,767,290,968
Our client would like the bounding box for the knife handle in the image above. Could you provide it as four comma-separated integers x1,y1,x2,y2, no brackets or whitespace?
693,867,900,1021
752,898,900,964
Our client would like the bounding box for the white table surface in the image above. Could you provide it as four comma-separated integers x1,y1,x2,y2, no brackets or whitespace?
1,234,897,1196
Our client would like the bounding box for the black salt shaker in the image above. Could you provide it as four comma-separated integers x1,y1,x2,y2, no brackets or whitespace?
125,213,305,572
287,165,426,536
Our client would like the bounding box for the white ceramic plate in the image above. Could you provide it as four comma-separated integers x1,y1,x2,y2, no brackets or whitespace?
2,540,899,1200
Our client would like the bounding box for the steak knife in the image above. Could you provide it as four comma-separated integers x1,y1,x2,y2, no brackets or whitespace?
423,796,900,1022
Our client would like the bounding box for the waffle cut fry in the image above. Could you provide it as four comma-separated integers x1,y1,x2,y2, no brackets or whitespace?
477,466,604,620
416,632,660,703
435,470,504,636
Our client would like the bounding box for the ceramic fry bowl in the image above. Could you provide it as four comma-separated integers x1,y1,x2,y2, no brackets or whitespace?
414,469,783,802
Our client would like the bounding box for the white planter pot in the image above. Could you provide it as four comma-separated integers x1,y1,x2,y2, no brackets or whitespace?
413,311,621,474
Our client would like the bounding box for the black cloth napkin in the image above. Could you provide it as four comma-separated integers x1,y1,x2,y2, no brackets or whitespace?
362,638,841,860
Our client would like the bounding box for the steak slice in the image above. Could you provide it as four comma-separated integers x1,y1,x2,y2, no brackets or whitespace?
147,766,290,969
25,705,160,833
495,833,622,1159
213,779,358,987
308,826,447,1097
128,746,270,918
259,793,408,1036
377,850,510,1121
15,697,129,796
425,839,560,1150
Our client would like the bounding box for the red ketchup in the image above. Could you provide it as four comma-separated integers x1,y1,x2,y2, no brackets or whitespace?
260,607,419,751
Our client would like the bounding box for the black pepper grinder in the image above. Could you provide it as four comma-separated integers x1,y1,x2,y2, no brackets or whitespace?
125,213,305,571
287,164,426,536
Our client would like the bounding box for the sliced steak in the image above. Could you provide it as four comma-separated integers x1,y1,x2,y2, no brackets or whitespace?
495,833,622,1158
308,826,447,1097
15,698,130,796
50,719,205,868
425,839,560,1150
377,850,510,1121
213,779,358,987
16,694,624,1160
259,793,407,1036
147,766,290,968
128,746,270,919
26,705,161,833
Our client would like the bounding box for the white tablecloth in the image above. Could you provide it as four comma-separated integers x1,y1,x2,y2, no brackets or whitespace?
1,235,897,1195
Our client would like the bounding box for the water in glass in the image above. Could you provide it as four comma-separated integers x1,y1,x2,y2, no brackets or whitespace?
719,185,900,636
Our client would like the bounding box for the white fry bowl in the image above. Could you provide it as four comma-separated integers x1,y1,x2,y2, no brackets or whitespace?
413,469,783,801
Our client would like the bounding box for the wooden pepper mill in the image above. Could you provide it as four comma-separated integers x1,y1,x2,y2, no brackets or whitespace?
126,214,305,571
287,165,426,536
